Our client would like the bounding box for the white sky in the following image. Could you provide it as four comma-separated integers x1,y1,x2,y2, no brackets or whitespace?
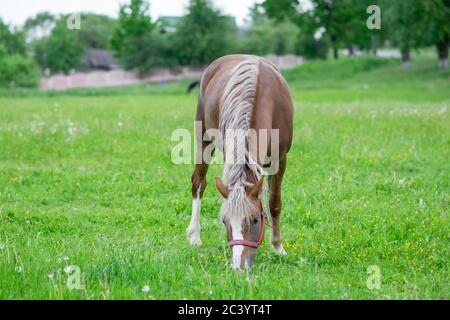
0,0,261,27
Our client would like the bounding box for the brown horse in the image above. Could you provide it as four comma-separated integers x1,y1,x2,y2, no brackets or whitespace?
187,54,293,269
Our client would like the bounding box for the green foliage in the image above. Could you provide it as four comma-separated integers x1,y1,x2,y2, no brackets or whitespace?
263,0,447,63
110,0,174,72
78,14,117,49
34,18,84,74
23,11,56,41
383,0,427,51
0,53,39,88
28,13,117,73
0,20,39,88
240,5,298,56
173,0,237,66
0,19,26,55
421,0,450,44
295,36,329,59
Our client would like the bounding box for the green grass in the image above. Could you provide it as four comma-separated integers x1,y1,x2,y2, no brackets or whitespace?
0,54,449,299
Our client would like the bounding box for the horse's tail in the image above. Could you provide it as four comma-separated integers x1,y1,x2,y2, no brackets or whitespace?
186,80,200,94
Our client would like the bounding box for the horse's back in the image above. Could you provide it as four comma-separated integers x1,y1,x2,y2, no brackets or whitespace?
199,54,293,153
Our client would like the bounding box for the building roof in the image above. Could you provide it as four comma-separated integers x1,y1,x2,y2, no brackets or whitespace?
158,16,182,28
83,49,118,71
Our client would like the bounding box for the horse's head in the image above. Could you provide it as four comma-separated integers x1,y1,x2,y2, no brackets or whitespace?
215,177,265,270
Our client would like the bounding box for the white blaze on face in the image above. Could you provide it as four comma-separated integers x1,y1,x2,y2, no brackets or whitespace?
230,217,244,269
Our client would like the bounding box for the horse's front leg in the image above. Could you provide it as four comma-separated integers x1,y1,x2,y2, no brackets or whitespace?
187,137,215,245
268,156,287,255
187,161,209,245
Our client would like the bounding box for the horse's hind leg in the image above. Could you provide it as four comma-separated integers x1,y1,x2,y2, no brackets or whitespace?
187,141,213,245
268,156,287,255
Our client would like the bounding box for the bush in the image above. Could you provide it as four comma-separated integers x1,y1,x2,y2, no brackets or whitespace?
0,54,40,88
295,37,329,60
34,19,84,74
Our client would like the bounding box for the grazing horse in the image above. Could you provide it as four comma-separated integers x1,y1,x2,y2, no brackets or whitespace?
187,54,293,269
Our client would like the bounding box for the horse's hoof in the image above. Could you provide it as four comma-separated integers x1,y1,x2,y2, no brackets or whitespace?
188,237,202,246
186,227,202,246
273,245,287,255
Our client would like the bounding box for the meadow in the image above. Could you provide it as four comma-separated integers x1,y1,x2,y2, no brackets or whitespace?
0,54,448,299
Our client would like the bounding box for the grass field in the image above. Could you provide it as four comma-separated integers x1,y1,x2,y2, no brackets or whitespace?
0,54,449,299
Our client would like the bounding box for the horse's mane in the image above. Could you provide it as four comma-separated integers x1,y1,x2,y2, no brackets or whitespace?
219,58,263,221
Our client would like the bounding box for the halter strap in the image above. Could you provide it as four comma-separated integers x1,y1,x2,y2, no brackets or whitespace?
228,200,269,249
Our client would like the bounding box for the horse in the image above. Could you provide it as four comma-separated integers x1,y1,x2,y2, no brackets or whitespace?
186,54,293,269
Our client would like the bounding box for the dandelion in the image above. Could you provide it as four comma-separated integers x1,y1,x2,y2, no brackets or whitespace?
142,285,150,299
118,121,123,128
68,126,77,137
63,256,69,262
64,266,72,273
48,272,54,279
419,198,425,208
15,266,23,273
0,243,4,249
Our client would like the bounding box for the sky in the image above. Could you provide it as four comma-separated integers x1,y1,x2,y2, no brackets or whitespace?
0,0,261,27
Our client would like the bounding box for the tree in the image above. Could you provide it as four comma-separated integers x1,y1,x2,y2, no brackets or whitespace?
422,0,450,68
173,0,236,66
263,0,352,59
35,17,84,74
79,13,117,49
240,4,298,56
110,0,175,72
0,19,26,55
0,19,39,87
23,12,55,42
384,0,427,67
262,0,386,59
0,51,39,88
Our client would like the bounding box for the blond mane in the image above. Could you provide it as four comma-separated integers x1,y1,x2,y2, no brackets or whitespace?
219,58,263,221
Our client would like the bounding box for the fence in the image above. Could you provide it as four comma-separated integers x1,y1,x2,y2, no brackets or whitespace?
40,55,304,91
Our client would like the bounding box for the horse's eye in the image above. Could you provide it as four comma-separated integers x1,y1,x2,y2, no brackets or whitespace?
253,218,258,225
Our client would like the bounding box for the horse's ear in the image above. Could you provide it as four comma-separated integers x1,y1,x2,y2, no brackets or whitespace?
215,177,229,199
246,178,264,198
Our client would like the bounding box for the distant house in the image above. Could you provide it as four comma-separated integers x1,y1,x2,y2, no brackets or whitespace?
81,48,119,71
158,16,181,34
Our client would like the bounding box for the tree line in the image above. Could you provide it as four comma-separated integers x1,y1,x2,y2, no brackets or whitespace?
0,0,448,88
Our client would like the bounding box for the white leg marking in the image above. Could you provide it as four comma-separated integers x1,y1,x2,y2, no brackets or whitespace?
273,245,287,255
187,186,202,245
231,218,244,269
270,233,287,255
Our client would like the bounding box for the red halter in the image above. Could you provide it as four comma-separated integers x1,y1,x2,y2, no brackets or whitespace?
228,201,270,249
